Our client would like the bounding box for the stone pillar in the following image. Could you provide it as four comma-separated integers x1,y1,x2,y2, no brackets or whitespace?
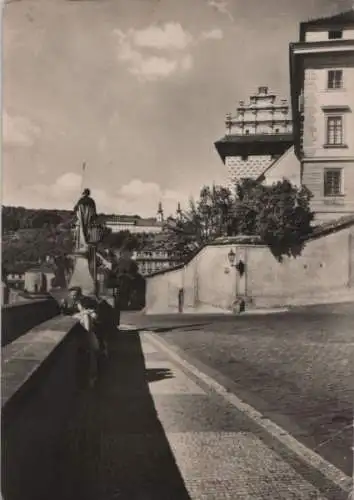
69,251,96,296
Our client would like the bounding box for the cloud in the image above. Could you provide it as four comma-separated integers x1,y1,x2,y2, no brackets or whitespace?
130,56,178,80
114,22,222,81
3,111,41,147
5,175,193,218
200,28,224,40
207,0,234,22
129,23,192,51
116,179,191,216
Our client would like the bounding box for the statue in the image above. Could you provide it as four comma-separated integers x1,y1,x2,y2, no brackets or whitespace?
69,188,97,295
73,188,97,253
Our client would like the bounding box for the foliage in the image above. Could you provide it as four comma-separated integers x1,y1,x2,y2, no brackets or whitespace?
232,179,314,260
165,179,314,262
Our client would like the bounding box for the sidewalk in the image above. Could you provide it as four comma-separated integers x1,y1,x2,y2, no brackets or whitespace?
51,327,350,500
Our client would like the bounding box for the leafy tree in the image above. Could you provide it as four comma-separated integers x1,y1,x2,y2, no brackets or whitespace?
232,178,314,260
164,179,314,262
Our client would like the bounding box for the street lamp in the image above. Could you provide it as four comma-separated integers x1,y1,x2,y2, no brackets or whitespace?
88,223,105,245
87,223,105,295
228,248,236,266
228,248,245,277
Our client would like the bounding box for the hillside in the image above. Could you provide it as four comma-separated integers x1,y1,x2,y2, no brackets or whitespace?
1,206,174,272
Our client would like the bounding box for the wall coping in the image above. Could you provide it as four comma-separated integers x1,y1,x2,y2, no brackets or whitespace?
2,315,80,415
1,297,55,310
147,214,354,278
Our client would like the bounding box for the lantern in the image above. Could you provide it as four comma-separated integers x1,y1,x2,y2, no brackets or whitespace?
88,224,105,244
228,248,236,266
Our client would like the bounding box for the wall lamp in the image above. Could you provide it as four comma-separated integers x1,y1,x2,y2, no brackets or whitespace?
227,249,245,277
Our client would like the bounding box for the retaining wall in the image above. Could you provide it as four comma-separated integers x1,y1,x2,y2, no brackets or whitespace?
146,219,354,313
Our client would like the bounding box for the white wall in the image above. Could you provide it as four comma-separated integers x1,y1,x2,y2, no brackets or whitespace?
145,223,354,313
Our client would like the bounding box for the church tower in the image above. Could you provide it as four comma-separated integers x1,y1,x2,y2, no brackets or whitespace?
156,202,164,223
176,202,182,221
214,86,293,192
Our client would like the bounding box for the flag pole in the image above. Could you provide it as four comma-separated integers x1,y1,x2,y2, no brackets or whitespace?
80,161,86,193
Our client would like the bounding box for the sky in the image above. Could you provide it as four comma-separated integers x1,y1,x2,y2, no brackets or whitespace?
2,0,352,217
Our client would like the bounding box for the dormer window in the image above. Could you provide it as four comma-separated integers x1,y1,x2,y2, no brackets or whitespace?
328,30,342,40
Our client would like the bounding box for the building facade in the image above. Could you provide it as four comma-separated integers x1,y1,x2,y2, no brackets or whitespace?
132,249,180,276
104,203,173,234
215,86,294,191
290,10,354,222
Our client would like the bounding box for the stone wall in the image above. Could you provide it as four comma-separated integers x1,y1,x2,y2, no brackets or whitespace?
146,219,354,313
2,297,60,346
2,315,88,500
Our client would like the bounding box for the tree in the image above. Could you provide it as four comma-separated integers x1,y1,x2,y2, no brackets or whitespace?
164,185,234,261
232,178,314,260
164,179,314,263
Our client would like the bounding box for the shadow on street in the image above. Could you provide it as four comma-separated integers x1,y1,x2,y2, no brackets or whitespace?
51,330,191,500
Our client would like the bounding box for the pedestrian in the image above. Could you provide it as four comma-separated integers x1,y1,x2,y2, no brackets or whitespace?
67,286,100,388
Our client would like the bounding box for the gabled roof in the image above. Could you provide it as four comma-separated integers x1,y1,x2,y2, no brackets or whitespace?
300,9,354,40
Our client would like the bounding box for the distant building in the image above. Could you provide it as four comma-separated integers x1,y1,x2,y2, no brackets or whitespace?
105,204,165,234
290,9,354,222
215,86,294,191
132,249,180,276
104,202,185,235
6,271,25,290
24,264,56,293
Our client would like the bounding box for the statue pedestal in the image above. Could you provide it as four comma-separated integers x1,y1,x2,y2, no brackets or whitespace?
69,251,96,296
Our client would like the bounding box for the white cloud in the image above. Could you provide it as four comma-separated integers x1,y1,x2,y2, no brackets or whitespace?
130,56,178,81
3,111,41,147
114,22,222,81
116,179,191,216
207,0,234,22
130,23,192,51
4,175,193,218
200,28,224,40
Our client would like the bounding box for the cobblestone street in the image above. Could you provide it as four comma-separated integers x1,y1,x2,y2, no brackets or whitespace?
51,305,353,499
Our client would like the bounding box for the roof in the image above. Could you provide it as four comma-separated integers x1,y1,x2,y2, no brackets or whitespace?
217,133,293,144
300,9,354,40
26,264,56,274
215,133,293,162
302,9,354,28
105,215,161,227
257,145,295,181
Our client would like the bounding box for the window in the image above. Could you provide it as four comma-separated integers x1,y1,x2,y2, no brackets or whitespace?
327,70,343,89
328,30,343,40
324,169,342,196
326,115,343,145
